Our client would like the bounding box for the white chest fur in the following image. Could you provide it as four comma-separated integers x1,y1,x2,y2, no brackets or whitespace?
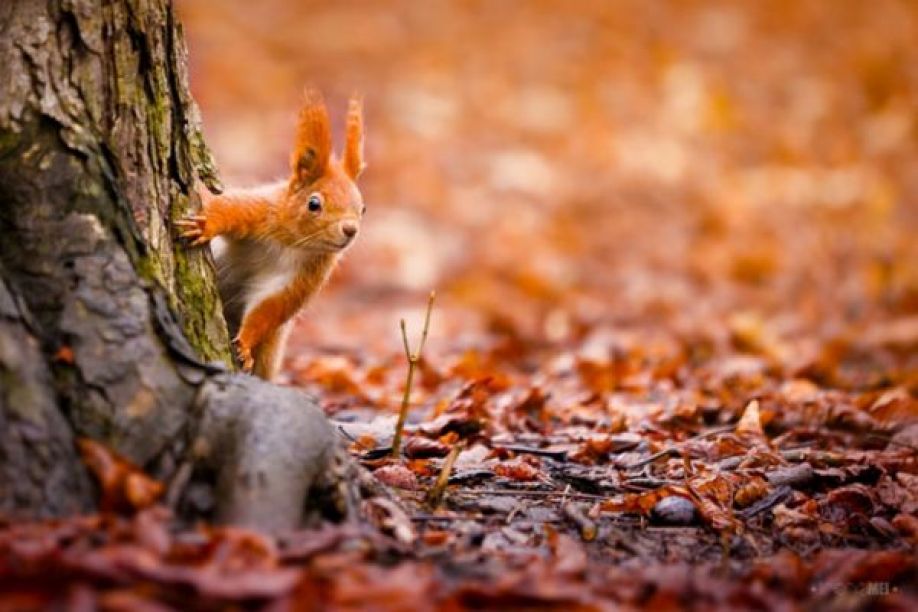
211,237,308,327
243,246,303,316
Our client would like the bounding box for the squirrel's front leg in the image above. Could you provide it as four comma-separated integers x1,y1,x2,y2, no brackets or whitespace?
235,290,298,374
174,212,214,246
175,193,272,245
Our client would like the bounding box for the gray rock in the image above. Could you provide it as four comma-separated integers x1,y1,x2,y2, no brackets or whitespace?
651,496,698,525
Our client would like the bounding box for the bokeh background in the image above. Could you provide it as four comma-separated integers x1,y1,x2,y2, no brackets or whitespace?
178,0,917,400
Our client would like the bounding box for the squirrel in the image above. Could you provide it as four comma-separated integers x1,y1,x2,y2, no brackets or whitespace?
177,90,366,380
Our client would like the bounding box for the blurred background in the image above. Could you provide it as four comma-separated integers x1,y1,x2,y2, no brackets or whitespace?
178,0,917,400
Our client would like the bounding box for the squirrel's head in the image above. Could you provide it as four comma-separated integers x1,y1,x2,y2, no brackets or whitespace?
283,90,366,252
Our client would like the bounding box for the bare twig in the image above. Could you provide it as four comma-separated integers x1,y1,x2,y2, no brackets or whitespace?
391,291,436,458
410,513,476,522
164,459,194,509
736,485,792,519
426,443,462,508
562,501,598,541
461,489,610,502
492,445,568,461
623,424,735,470
417,289,434,355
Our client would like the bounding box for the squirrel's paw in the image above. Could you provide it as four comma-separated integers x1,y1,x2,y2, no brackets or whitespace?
175,214,213,246
233,337,255,372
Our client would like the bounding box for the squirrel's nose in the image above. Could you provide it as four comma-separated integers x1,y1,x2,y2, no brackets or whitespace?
341,221,358,239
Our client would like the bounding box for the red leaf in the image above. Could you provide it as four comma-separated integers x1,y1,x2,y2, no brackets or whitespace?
493,461,540,481
373,464,419,490
76,438,164,513
404,436,450,458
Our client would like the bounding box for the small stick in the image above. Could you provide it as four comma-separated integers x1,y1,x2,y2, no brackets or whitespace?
623,424,735,470
164,460,194,509
492,445,568,461
391,291,436,458
427,443,462,508
410,513,476,522
562,501,598,542
720,531,731,571
560,483,572,506
866,432,918,453
461,489,610,502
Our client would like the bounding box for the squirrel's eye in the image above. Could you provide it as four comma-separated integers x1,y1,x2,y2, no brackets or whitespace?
361,205,367,216
307,193,323,213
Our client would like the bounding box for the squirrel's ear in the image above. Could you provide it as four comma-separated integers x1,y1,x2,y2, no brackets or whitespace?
342,95,365,180
292,89,332,184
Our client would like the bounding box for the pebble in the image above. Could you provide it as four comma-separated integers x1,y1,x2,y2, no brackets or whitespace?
651,496,698,525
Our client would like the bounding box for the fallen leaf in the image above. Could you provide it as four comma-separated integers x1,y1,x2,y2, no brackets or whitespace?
404,436,450,458
373,464,419,490
493,461,541,481
76,438,164,513
736,399,765,438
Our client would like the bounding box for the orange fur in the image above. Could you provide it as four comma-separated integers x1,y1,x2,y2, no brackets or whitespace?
292,90,332,184
343,96,365,179
252,322,293,380
234,252,337,370
178,90,366,379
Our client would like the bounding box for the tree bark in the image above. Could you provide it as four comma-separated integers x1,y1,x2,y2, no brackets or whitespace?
0,0,349,530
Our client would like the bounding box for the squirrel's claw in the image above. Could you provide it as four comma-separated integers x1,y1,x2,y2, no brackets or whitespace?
175,214,212,246
233,337,255,372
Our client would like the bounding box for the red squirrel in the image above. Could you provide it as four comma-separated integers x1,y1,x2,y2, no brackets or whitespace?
177,90,366,380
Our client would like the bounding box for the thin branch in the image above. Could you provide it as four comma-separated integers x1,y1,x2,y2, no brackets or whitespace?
391,322,416,459
562,501,598,541
426,443,462,508
457,489,610,502
623,424,735,470
391,291,436,458
417,290,436,356
400,319,411,359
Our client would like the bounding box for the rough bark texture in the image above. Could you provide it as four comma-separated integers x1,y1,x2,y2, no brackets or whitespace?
0,275,92,515
0,0,348,530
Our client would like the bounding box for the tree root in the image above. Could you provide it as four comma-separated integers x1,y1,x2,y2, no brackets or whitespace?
174,373,392,533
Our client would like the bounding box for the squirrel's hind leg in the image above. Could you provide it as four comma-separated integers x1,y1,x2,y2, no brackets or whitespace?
252,320,293,381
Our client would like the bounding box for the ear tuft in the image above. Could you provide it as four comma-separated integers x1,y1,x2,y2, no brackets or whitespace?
291,88,332,183
342,94,365,180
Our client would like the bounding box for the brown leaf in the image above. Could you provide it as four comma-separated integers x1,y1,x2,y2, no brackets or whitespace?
822,484,877,522
417,413,483,438
892,514,918,543
867,387,918,425
373,464,419,490
298,356,366,398
736,399,765,438
52,345,75,364
547,530,588,577
76,438,164,513
510,386,550,429
601,485,694,516
876,473,918,514
734,476,771,508
421,530,451,546
403,436,450,458
363,498,416,545
493,461,541,481
689,474,739,531
569,435,614,464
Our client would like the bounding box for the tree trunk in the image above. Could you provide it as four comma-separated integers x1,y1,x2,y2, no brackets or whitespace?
0,0,350,531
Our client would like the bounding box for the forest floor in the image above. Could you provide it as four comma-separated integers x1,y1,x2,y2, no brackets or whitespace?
2,0,917,609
